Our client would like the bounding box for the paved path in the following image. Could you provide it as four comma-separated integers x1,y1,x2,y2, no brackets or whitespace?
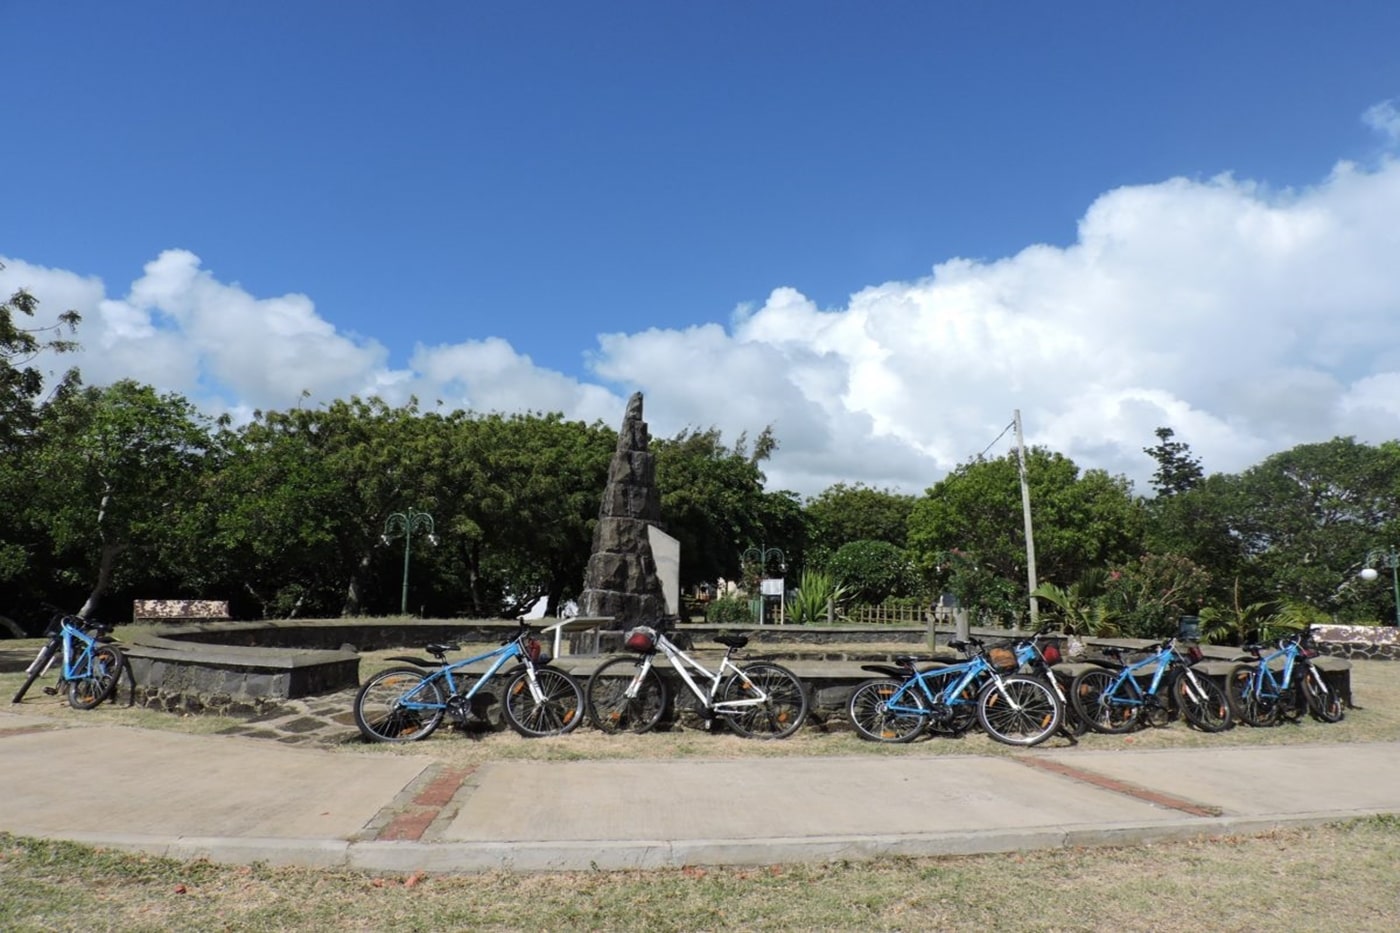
4,706,1399,873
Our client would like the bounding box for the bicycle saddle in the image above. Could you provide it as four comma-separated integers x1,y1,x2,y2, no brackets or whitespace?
714,633,749,649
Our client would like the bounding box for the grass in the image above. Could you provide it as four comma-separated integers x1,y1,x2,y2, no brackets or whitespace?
3,818,1400,930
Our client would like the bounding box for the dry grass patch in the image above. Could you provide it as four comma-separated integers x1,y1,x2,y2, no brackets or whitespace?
4,818,1400,931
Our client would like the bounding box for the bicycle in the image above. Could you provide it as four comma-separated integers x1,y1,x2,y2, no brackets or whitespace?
1070,637,1233,734
11,612,128,710
846,636,1063,747
353,620,583,741
1228,628,1344,726
583,620,809,739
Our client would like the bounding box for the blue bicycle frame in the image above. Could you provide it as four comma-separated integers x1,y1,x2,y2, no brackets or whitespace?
391,639,527,713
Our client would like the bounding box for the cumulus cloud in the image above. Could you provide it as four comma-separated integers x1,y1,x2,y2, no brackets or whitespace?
7,147,1400,499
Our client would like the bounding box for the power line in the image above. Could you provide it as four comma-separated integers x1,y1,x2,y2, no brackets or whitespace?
979,420,1016,459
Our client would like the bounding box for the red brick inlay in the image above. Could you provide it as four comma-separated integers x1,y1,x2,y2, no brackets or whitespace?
375,766,476,842
0,724,57,739
1015,756,1223,818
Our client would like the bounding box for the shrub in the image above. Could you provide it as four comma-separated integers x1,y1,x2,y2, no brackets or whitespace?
786,569,850,625
827,540,918,605
705,594,755,625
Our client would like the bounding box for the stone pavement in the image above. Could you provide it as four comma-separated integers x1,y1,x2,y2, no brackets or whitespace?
5,705,1400,873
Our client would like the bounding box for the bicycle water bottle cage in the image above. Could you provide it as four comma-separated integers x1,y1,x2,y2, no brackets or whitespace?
714,633,749,650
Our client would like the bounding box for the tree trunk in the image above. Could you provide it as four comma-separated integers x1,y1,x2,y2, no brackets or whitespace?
342,551,371,616
79,541,124,619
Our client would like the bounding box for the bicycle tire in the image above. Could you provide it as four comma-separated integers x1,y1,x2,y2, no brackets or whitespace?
68,645,128,710
585,656,667,734
1071,668,1140,734
11,641,57,704
1302,667,1344,723
354,667,446,742
1047,672,1090,738
1229,665,1278,727
1172,668,1233,732
503,666,584,737
976,674,1063,747
720,662,809,739
847,677,929,743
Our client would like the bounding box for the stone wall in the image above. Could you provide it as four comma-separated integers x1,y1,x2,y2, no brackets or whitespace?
1310,624,1400,661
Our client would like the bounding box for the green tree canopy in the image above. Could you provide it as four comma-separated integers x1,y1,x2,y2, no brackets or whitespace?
907,448,1143,623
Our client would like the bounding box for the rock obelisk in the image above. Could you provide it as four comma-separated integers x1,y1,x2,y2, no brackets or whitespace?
577,392,669,628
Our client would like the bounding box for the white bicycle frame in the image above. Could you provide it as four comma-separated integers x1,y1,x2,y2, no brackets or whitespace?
627,631,768,715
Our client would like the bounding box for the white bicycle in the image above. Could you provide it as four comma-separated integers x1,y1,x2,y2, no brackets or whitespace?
584,621,810,739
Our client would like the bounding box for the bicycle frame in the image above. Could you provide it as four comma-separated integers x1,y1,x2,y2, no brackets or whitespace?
883,654,993,718
393,639,528,712
640,631,769,714
27,616,104,684
1241,640,1302,703
1098,639,1208,710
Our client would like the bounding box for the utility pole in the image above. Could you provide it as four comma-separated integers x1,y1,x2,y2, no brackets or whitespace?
1014,410,1040,626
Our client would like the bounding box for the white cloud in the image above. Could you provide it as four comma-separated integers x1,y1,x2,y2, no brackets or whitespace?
1364,99,1400,143
8,148,1400,500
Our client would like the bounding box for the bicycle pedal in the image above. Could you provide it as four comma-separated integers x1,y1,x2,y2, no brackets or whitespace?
42,686,57,696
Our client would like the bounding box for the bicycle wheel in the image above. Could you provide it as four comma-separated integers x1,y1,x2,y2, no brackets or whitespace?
354,667,446,743
1048,673,1090,737
721,662,809,739
11,641,57,704
847,678,929,743
1072,668,1140,734
68,645,127,710
976,675,1063,747
1173,669,1233,732
503,666,584,737
1302,667,1344,723
585,656,667,734
1229,665,1278,727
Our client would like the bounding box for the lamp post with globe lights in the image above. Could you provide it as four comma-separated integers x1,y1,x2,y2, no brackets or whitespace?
382,508,438,616
1359,547,1400,627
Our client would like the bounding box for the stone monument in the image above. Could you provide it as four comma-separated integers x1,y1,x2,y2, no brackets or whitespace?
578,392,671,628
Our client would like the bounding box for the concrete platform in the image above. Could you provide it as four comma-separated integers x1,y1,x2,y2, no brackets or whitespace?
5,707,1400,873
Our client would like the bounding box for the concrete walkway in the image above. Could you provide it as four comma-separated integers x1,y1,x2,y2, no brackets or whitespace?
4,706,1400,873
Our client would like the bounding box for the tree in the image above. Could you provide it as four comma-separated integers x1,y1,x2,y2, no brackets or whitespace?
28,380,214,618
803,483,916,569
0,267,82,452
0,272,81,602
827,540,918,604
1226,437,1400,615
906,448,1144,623
654,427,780,590
1143,426,1203,497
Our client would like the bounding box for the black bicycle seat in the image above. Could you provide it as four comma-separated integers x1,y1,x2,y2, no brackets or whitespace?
425,643,457,658
714,633,749,649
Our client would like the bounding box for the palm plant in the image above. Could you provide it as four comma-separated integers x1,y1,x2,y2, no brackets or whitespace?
1031,579,1120,636
1198,580,1307,645
786,569,850,625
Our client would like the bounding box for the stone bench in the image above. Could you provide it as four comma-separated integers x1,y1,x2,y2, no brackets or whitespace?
133,599,231,624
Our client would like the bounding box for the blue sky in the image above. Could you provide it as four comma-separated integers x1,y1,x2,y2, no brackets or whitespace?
5,1,1400,496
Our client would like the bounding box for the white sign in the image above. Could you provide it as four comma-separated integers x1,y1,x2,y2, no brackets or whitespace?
760,578,785,597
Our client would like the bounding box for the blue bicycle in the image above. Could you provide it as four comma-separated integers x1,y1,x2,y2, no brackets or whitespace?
847,636,1063,747
11,612,128,709
1228,629,1343,726
353,620,584,741
1070,637,1233,733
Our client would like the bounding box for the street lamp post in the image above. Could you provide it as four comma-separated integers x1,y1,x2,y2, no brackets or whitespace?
743,544,786,625
1359,547,1400,627
382,508,438,616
